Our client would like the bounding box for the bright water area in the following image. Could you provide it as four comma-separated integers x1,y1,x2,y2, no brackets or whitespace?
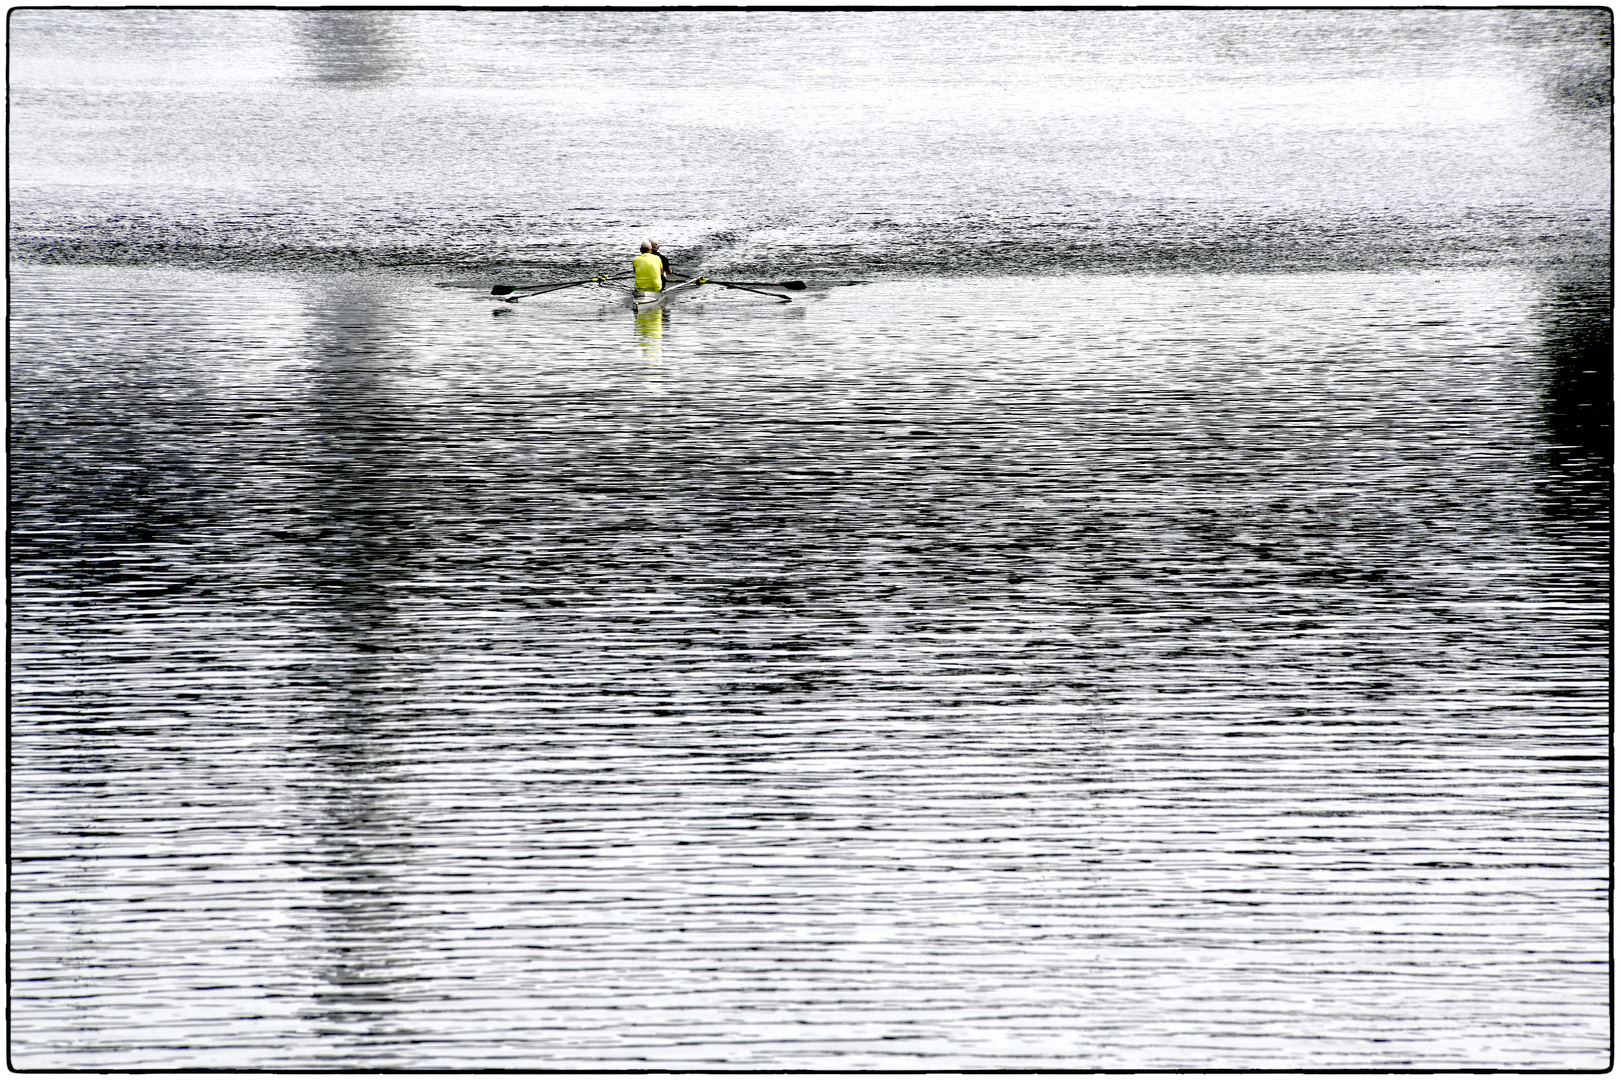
8,9,1611,1070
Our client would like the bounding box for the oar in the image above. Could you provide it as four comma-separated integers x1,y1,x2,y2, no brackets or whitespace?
490,272,628,296
723,279,808,291
666,275,806,291
706,279,793,302
490,278,591,296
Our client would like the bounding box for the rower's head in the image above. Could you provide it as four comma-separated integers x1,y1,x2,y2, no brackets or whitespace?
640,240,652,253
649,240,661,252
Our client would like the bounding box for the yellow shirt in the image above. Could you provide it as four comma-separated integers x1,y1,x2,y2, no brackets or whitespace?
632,252,664,291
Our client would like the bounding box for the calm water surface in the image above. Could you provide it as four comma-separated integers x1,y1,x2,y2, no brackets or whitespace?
8,8,1611,1071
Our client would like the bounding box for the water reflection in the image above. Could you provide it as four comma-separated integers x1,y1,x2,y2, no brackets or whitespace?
292,727,420,1048
9,266,1610,1070
634,310,664,351
295,279,424,644
285,279,426,1053
296,10,405,84
1533,275,1612,521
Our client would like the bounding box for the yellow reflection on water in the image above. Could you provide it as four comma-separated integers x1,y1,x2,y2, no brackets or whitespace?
634,309,664,358
634,309,665,391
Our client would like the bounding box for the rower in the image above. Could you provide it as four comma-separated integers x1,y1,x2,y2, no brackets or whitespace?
632,240,665,298
649,239,674,282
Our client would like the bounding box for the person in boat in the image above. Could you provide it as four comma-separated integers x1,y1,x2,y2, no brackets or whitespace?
649,239,675,282
632,240,665,294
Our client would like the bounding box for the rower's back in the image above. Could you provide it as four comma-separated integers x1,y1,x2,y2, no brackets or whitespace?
632,249,664,292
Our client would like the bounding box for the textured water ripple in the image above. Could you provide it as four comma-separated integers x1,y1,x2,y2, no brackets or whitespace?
9,265,1609,1068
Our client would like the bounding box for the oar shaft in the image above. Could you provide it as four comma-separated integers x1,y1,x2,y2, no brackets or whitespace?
491,271,630,296
711,280,793,301
714,280,807,290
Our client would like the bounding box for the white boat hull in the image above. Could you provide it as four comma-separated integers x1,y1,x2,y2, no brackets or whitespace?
630,278,705,314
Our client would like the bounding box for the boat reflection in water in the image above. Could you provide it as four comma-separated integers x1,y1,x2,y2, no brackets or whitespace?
633,308,664,360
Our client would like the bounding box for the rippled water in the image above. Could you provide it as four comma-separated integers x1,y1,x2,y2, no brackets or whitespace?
8,8,1612,1071
8,8,1611,277
11,264,1609,1069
